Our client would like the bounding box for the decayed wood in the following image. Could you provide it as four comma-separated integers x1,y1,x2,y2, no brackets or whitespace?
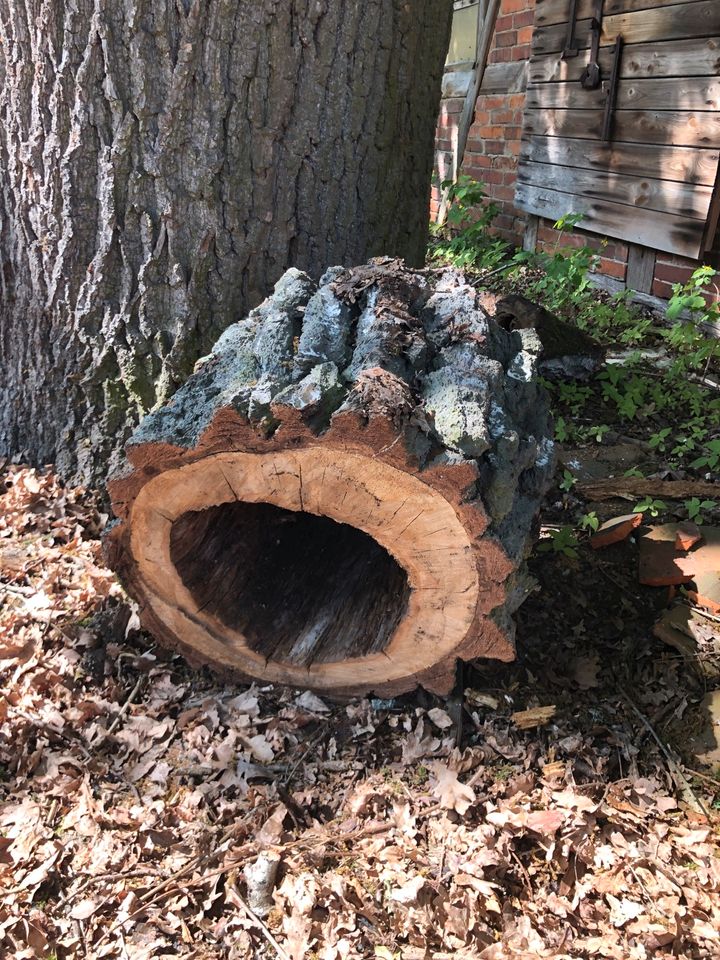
105,262,555,698
577,477,720,501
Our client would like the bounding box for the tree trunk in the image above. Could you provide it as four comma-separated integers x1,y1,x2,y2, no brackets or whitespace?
0,0,452,483
105,261,555,698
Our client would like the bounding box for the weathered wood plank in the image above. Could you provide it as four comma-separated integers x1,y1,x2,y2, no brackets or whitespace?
522,108,720,149
516,161,712,220
533,2,720,56
529,37,720,84
519,136,720,186
534,0,712,29
479,60,529,95
523,214,539,253
525,78,720,113
626,244,656,293
514,182,706,258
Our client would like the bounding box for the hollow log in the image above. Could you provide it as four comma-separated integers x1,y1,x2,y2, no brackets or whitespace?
105,260,555,698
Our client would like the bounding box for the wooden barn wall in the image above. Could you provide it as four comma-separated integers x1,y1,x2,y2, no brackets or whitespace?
432,0,720,302
517,0,720,260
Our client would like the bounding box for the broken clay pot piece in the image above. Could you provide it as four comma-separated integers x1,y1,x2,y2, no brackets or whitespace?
590,512,643,550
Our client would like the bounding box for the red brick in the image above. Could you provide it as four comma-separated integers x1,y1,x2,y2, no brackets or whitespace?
470,109,491,125
496,30,518,47
652,278,674,299
517,25,534,44
479,95,507,110
598,257,627,280
654,262,694,285
502,0,533,13
489,47,513,62
512,44,532,61
464,152,492,168
495,13,514,32
513,10,535,27
491,109,515,124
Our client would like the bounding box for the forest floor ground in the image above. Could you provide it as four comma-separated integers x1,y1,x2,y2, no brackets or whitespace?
2,463,720,958
1,285,720,959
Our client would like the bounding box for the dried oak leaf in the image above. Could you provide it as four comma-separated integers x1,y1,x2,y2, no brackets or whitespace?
428,761,476,815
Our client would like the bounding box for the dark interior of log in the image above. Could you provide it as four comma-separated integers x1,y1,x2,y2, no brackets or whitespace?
169,502,410,667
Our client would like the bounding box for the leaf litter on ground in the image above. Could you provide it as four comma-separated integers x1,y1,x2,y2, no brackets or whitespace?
0,463,719,959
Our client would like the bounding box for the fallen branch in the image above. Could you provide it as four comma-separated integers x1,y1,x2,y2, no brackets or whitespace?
578,477,719,502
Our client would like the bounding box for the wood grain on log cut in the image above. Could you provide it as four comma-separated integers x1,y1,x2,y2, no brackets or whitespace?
105,261,555,698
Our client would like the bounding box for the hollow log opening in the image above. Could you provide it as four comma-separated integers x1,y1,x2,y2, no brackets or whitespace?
170,502,410,667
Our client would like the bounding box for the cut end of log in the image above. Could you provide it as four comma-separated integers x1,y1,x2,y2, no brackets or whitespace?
106,260,555,698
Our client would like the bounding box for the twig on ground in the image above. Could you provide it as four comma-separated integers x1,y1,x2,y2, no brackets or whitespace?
105,676,144,737
226,878,292,960
619,687,711,818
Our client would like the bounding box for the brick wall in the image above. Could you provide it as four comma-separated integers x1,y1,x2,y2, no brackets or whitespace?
432,0,717,302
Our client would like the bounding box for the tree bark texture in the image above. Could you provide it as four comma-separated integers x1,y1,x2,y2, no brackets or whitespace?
106,261,555,698
0,0,452,482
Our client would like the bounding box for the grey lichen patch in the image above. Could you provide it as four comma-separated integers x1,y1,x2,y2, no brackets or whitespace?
294,285,354,379
274,362,347,429
422,368,492,459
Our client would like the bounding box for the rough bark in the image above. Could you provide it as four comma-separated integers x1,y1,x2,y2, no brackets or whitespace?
106,261,555,698
0,0,452,483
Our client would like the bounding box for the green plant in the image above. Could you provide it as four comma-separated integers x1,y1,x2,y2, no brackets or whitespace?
691,438,720,473
633,497,667,518
598,365,652,421
574,424,610,444
538,526,580,559
510,240,598,316
559,469,577,493
648,427,672,452
684,497,717,524
429,175,505,270
554,416,570,442
579,511,600,533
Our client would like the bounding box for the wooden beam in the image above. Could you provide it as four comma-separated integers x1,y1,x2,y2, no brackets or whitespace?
535,0,712,29
516,161,712,220
532,2,720,56
523,215,539,252
514,182,706,257
522,108,720,149
520,136,720,187
529,37,720,84
626,244,656,294
525,77,720,113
